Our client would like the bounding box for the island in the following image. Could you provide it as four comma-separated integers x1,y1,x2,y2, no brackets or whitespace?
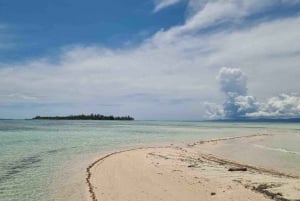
32,114,134,120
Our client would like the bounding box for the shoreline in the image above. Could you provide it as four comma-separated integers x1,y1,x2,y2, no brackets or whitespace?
86,134,300,201
86,146,170,201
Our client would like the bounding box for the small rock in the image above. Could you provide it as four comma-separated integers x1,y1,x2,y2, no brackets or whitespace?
228,167,247,171
211,192,216,196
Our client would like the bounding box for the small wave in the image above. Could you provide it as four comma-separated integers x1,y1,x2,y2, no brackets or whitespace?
44,147,67,154
253,144,300,155
0,155,42,183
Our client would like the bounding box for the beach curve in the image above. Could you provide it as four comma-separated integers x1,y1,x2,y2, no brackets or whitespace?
86,134,300,201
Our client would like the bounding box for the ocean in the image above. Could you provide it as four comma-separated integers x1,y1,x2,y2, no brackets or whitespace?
0,120,299,201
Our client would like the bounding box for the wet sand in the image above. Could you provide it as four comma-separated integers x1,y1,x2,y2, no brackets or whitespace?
86,134,300,201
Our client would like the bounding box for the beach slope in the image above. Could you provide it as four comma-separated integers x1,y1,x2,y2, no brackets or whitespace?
87,142,300,201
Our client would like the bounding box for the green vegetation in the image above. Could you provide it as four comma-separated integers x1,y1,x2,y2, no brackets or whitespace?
32,114,134,120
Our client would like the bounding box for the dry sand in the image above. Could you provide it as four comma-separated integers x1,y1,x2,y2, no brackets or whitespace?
86,135,300,201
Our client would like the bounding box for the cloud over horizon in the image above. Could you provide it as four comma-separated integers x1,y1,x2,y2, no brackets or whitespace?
216,67,258,118
207,68,300,119
0,0,300,120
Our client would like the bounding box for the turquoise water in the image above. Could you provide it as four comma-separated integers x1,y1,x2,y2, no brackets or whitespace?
0,120,299,201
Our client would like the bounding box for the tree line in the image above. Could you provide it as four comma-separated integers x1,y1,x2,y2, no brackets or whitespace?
32,114,134,120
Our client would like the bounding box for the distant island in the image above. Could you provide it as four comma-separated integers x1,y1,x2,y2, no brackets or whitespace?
32,114,134,121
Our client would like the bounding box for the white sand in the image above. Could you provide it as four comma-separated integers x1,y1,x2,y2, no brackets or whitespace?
86,135,300,201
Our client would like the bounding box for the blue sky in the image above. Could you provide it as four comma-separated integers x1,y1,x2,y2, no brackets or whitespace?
0,0,186,62
1,0,300,120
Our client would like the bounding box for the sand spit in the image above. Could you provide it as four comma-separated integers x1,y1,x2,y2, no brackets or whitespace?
189,133,273,146
86,134,300,201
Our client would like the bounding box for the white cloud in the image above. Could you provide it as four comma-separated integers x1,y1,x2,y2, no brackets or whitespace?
1,1,300,119
205,102,224,119
217,67,247,96
248,94,300,118
153,0,183,12
215,67,259,118
210,68,300,119
152,0,278,43
223,95,259,118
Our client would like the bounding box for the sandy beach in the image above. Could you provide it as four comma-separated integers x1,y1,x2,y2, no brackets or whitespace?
86,135,300,201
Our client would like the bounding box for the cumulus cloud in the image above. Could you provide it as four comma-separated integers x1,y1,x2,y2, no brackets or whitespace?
214,67,259,118
1,1,300,119
210,68,300,119
205,102,224,119
248,94,300,118
217,67,247,96
223,95,260,118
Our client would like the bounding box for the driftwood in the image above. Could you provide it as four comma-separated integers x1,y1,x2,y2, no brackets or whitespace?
228,167,247,171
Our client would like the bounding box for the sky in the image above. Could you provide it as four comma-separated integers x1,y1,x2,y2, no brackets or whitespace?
0,0,300,120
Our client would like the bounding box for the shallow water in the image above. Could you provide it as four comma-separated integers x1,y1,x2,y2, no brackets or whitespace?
0,120,299,201
201,131,300,176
